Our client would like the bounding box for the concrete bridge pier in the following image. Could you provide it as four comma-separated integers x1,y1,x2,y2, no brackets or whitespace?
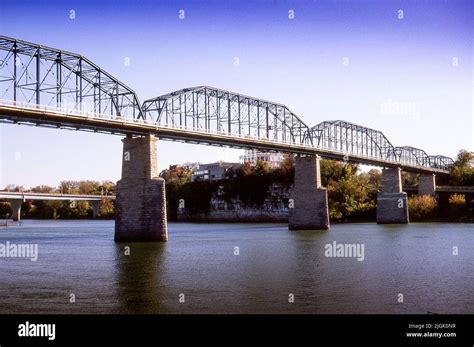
90,200,101,219
289,155,329,230
418,173,436,196
114,135,168,242
10,200,22,221
377,167,409,224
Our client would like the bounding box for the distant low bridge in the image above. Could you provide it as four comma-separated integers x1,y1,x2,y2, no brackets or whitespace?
0,191,115,221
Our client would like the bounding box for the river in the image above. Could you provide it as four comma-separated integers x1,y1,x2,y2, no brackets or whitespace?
0,220,472,314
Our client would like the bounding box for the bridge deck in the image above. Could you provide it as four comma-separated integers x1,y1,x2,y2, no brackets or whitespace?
0,101,449,174
0,191,115,201
403,186,474,193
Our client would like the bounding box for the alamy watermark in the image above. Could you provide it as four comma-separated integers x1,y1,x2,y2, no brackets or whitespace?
0,241,38,261
380,99,420,118
18,321,55,340
325,241,365,261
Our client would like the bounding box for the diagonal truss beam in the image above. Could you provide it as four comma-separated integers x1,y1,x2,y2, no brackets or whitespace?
0,35,143,120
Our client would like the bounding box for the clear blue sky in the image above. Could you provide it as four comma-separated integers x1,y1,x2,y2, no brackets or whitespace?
0,0,472,188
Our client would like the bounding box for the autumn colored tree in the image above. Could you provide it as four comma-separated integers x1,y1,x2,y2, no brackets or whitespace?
408,195,438,220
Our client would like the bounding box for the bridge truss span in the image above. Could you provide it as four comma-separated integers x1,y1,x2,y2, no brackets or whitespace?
0,36,143,121
308,120,398,162
0,36,455,174
142,86,312,146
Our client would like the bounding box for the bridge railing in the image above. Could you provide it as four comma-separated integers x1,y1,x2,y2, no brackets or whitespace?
0,99,148,124
0,99,453,172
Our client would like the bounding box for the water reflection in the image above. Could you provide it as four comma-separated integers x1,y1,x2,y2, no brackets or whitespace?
0,221,472,314
114,242,168,314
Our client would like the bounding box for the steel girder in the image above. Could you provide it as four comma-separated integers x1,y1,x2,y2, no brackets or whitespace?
0,36,454,172
394,147,454,169
142,86,312,145
395,146,430,167
427,155,455,169
308,120,398,161
0,36,143,120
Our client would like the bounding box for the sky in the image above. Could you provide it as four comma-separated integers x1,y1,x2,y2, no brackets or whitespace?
0,0,472,188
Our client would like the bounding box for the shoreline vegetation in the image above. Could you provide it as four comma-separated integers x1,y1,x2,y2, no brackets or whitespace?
1,150,473,224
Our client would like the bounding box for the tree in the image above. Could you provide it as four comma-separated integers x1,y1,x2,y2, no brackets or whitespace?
160,165,194,220
31,185,56,193
367,169,381,190
3,184,24,192
59,181,80,194
160,165,193,186
78,181,100,194
273,154,295,184
242,161,253,177
99,198,115,218
100,181,116,195
327,169,376,221
448,193,466,220
449,150,474,186
408,195,438,220
0,202,11,217
253,160,270,176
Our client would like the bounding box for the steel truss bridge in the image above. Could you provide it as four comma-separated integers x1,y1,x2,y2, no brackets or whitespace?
0,36,453,174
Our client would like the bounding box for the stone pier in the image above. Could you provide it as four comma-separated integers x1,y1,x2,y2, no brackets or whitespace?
418,174,436,196
10,200,22,221
288,155,329,230
90,200,101,219
376,167,409,224
114,135,168,242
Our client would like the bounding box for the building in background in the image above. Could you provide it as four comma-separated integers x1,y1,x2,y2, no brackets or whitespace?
192,161,240,181
240,149,284,169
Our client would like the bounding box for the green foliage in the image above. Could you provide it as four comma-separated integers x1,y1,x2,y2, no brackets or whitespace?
326,162,378,221
0,202,11,217
179,180,217,215
447,193,467,221
160,165,194,219
408,195,438,220
252,160,270,176
449,150,474,186
273,154,295,184
163,157,381,222
99,198,115,218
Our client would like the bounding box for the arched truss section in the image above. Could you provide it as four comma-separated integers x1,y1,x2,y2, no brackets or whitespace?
394,146,430,167
142,86,312,145
307,120,398,161
0,36,143,120
428,155,454,169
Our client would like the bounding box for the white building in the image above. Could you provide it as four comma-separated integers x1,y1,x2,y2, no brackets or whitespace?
192,161,240,181
240,149,284,169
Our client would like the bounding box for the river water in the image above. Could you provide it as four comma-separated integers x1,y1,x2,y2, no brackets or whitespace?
0,220,472,314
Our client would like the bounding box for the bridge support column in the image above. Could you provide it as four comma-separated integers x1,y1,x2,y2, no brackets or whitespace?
289,155,329,230
418,174,436,196
90,200,100,219
10,200,22,221
377,167,409,224
114,135,168,242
